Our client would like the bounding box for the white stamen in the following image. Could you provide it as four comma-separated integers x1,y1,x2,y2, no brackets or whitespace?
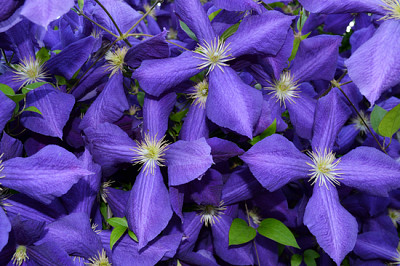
104,47,128,76
265,72,300,107
85,249,111,266
193,37,234,74
351,111,370,134
188,80,208,108
131,134,169,174
306,149,343,189
12,245,29,266
13,56,48,88
197,201,227,227
380,0,400,20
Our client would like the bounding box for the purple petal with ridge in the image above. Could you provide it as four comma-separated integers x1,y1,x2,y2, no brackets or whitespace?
133,51,203,97
0,91,15,133
80,72,129,130
312,88,351,151
143,92,176,138
28,242,73,266
180,103,209,141
240,134,309,191
107,187,130,218
304,184,358,265
212,0,263,13
84,123,136,171
346,20,400,105
126,166,172,250
20,0,74,28
177,212,203,255
1,145,92,204
354,231,399,261
0,208,11,251
6,20,35,60
175,0,216,44
188,169,223,206
340,147,400,197
206,137,244,163
46,36,96,80
291,35,342,82
207,66,263,138
0,0,23,32
20,84,75,138
228,10,293,58
166,137,213,186
0,132,23,160
297,0,384,14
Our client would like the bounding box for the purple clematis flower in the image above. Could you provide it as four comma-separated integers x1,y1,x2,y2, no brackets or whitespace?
133,0,294,138
241,88,400,264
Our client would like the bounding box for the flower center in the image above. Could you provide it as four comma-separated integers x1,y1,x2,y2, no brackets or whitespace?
100,180,113,203
380,0,400,20
188,80,209,108
389,208,400,228
105,47,128,76
194,37,234,74
306,149,343,189
85,250,111,266
131,134,169,174
197,201,227,227
12,245,29,266
249,207,262,225
266,72,300,107
13,56,48,88
350,111,370,134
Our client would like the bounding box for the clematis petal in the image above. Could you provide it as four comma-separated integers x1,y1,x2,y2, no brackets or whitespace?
175,0,216,44
340,146,400,197
290,35,342,83
297,0,384,14
28,242,73,266
166,137,213,186
188,169,223,206
206,137,244,163
312,88,351,151
126,166,173,250
0,132,23,160
1,145,92,204
304,184,358,265
20,0,74,29
20,84,75,138
133,51,203,97
180,103,209,141
227,10,294,58
353,231,399,261
143,92,176,139
177,212,203,255
207,66,263,138
346,20,400,105
212,0,263,13
0,208,11,251
0,91,15,133
240,134,309,191
80,72,129,130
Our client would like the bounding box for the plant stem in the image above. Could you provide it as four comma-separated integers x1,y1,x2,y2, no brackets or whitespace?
244,201,261,266
125,0,163,35
77,9,119,38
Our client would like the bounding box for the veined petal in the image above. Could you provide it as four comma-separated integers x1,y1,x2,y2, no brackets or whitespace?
1,145,92,204
133,51,203,97
175,0,216,44
180,103,209,141
304,184,358,265
0,208,11,251
227,10,294,58
0,91,15,133
126,166,172,250
207,66,263,138
340,146,400,197
212,0,263,13
240,134,309,191
166,137,213,186
346,20,400,105
312,88,351,151
353,231,399,261
298,0,384,14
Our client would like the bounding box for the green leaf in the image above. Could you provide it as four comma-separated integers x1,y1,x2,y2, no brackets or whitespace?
378,103,400,137
228,218,257,246
370,105,387,135
107,217,128,228
100,202,108,221
179,20,198,42
137,91,145,107
55,75,67,86
170,108,189,123
36,47,50,63
52,50,62,55
22,82,47,94
110,226,127,250
128,230,138,242
220,22,240,41
296,9,308,32
249,119,276,145
0,83,15,96
303,249,320,266
288,37,301,61
208,9,221,21
78,0,84,10
291,254,302,266
8,94,25,104
300,32,311,41
257,218,300,249
23,106,42,115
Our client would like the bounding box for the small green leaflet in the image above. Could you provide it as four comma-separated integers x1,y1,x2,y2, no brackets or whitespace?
110,226,127,250
108,217,129,228
378,103,400,137
107,217,138,250
296,9,308,32
0,83,15,96
23,106,42,115
370,105,387,135
288,32,311,61
8,94,25,104
257,218,300,249
179,20,198,42
22,82,47,94
220,22,240,41
303,249,320,266
249,119,276,145
291,254,302,266
78,0,84,10
228,218,257,245
36,47,50,63
170,108,189,123
137,91,145,107
208,9,221,21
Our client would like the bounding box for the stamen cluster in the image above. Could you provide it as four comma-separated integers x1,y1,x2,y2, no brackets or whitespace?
13,57,48,88
266,71,300,107
197,201,227,227
380,0,400,20
188,80,209,108
105,47,128,76
85,249,111,266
